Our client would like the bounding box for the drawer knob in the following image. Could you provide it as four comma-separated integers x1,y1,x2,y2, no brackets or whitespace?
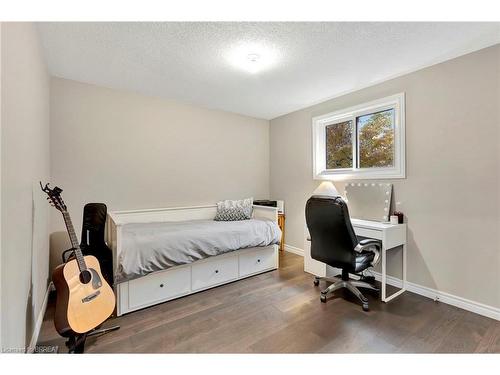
257,259,261,263
215,270,219,273
160,284,164,288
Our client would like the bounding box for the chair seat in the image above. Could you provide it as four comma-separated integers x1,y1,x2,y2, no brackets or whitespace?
354,251,375,273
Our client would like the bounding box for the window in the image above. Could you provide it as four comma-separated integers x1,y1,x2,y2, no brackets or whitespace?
313,93,405,180
357,109,394,168
326,120,353,169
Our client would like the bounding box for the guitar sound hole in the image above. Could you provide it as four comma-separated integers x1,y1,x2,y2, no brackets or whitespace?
79,270,92,284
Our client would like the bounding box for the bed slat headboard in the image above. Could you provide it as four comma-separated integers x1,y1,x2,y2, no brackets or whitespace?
108,204,277,226
108,205,218,226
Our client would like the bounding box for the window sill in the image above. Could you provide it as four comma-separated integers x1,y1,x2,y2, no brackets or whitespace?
314,167,406,181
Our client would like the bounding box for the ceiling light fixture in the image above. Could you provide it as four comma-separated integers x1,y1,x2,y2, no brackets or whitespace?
247,53,260,62
226,42,279,74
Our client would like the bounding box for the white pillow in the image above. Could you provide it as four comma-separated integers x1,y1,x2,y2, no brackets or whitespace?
214,198,253,221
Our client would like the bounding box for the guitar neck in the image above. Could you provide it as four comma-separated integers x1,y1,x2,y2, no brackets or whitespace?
62,211,87,271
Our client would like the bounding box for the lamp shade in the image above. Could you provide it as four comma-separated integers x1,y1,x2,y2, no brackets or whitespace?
312,181,340,197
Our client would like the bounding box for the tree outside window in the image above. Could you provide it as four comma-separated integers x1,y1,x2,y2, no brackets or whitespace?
357,109,394,168
326,120,353,169
325,109,394,170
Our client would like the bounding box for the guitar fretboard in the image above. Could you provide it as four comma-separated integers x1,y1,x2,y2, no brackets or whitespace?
62,211,87,272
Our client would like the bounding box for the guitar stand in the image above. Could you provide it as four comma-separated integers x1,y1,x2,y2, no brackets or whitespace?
60,246,120,353
66,325,120,353
66,333,87,354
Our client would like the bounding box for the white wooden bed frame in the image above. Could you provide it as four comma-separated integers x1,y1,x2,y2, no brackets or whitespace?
106,204,279,316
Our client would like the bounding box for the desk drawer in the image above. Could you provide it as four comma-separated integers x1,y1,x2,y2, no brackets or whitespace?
128,266,191,309
353,227,383,240
239,247,276,277
192,255,238,291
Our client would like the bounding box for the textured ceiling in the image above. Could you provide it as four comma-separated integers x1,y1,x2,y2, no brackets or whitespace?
38,22,500,119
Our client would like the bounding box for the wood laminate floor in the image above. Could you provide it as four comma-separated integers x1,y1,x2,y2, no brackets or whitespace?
37,252,500,353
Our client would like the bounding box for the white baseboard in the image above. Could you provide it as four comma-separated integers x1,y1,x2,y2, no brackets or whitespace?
370,272,500,321
286,245,500,321
284,244,304,256
27,282,53,353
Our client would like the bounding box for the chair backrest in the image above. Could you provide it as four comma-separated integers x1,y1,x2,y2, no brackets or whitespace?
305,196,358,269
81,203,107,249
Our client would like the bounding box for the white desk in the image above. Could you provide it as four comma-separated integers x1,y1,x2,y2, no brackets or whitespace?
304,218,407,302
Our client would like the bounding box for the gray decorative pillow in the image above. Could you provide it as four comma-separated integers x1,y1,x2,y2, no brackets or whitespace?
214,198,253,221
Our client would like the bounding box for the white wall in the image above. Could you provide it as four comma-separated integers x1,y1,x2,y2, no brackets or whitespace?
0,23,50,351
0,21,3,349
49,78,270,270
270,45,500,309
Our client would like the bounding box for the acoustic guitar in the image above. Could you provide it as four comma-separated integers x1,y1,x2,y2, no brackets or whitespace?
41,182,115,336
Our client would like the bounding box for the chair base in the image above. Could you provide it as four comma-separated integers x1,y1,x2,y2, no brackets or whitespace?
314,274,379,311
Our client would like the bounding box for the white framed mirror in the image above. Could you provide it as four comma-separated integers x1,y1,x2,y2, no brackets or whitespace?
345,183,392,222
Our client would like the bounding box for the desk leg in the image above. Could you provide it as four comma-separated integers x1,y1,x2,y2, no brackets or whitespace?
381,245,387,301
382,244,407,303
402,243,407,290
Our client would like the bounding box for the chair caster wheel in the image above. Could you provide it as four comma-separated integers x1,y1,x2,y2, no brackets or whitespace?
313,279,319,286
362,303,369,311
320,295,327,303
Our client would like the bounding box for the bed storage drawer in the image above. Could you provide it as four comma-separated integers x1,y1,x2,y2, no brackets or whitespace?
239,247,276,277
191,255,239,291
128,266,191,309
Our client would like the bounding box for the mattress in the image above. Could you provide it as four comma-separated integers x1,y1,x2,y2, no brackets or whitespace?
115,218,281,283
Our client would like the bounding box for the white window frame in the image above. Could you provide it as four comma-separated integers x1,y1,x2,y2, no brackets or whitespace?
312,93,406,180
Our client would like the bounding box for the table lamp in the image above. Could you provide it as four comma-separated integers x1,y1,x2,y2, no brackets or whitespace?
312,181,340,198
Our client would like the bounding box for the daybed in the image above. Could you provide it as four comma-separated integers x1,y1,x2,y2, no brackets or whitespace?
106,204,280,316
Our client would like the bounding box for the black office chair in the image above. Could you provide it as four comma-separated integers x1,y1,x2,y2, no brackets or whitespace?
305,196,381,311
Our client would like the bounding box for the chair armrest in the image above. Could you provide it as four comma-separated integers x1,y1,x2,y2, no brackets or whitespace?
354,239,381,266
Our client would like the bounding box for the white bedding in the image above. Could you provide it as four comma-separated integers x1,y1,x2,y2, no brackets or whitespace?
115,218,281,283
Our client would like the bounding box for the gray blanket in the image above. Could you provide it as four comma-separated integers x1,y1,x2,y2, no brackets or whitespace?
115,219,281,283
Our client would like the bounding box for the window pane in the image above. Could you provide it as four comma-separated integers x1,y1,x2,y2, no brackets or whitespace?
326,120,353,169
357,109,395,168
